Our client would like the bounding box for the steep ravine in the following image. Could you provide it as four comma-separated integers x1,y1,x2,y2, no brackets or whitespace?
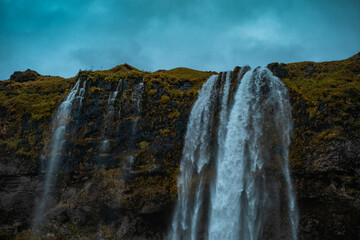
0,54,359,239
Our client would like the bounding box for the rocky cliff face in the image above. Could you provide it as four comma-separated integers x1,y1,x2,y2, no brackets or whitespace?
0,54,359,239
268,54,360,239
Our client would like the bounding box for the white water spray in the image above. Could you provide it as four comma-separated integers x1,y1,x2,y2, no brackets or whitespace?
33,79,84,230
169,67,298,240
169,75,218,240
100,79,122,153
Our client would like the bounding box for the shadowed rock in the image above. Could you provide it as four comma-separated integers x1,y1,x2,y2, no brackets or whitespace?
10,69,40,82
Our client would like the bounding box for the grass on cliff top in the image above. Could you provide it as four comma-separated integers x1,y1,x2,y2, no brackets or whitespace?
0,64,213,163
151,67,215,95
0,76,74,122
0,75,75,162
83,65,214,93
281,53,360,159
157,67,215,82
282,53,360,103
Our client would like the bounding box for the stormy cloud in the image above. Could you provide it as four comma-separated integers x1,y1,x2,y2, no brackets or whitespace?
0,0,359,79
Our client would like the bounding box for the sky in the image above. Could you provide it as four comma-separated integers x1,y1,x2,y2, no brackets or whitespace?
0,0,359,80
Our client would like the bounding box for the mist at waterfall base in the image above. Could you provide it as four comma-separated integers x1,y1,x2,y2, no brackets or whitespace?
169,67,298,239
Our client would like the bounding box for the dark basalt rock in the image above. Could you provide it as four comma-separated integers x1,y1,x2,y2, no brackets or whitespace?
0,54,359,239
267,62,288,79
270,54,360,240
10,69,40,82
179,81,193,91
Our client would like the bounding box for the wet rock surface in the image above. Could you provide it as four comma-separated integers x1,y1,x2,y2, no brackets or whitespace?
269,53,360,239
0,54,359,239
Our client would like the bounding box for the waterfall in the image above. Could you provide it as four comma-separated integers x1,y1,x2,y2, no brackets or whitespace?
126,79,144,167
169,67,298,240
33,79,84,230
77,80,87,113
100,79,122,153
169,75,218,240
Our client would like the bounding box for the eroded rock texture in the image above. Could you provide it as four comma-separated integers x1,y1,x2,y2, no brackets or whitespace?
0,53,359,239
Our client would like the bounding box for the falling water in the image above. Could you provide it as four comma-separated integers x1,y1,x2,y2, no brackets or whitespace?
33,79,83,230
126,79,144,167
169,75,218,240
215,71,231,167
100,79,122,153
77,80,87,113
130,79,144,138
169,67,298,240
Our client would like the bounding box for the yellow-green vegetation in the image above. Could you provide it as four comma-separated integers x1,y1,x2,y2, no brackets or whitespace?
282,57,360,102
148,89,157,96
139,141,149,149
278,53,360,166
0,76,73,122
2,56,359,239
161,67,216,91
159,129,171,137
0,64,212,172
0,75,74,167
89,86,103,93
160,95,170,104
168,109,180,119
0,64,213,239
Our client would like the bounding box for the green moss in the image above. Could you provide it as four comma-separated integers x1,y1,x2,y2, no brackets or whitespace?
148,89,158,96
0,139,20,150
0,75,74,168
282,54,360,103
152,67,214,93
168,109,180,119
139,141,149,149
15,147,32,157
90,86,103,93
160,95,170,104
159,129,170,137
278,53,360,167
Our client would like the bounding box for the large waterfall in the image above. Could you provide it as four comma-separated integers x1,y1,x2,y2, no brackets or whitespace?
169,67,298,240
33,79,86,230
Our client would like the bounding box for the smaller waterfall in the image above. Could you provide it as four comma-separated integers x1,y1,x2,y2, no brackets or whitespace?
169,75,218,240
126,79,144,167
130,79,144,137
99,79,122,153
77,80,87,113
33,79,83,230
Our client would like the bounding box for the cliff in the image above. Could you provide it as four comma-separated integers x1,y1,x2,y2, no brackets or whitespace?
0,54,359,239
268,53,360,239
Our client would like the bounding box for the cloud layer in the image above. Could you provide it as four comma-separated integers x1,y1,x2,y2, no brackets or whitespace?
0,0,359,79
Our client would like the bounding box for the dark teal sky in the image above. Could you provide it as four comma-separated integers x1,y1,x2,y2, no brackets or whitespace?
0,0,359,79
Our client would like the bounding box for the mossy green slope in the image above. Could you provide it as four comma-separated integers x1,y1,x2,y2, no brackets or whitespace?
269,53,360,166
0,75,74,172
269,53,360,239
